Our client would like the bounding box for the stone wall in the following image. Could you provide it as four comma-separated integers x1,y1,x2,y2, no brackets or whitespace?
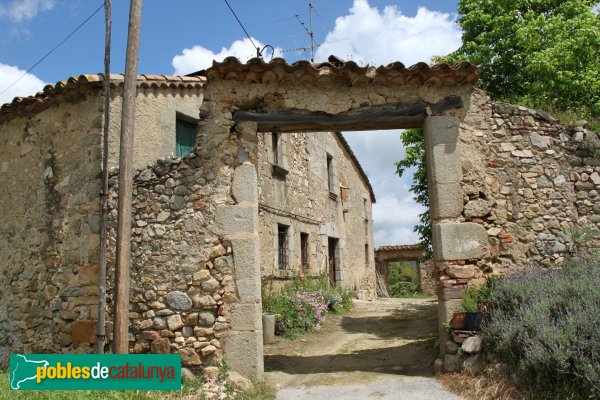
438,89,600,369
104,151,242,374
0,89,104,367
257,130,375,294
107,85,204,170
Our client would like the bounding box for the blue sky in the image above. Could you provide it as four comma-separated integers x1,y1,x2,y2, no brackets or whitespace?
0,0,463,246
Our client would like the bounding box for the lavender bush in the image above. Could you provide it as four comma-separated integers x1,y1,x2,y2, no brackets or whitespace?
482,258,600,398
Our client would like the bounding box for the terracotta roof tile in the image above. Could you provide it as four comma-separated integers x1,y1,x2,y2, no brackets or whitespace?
0,73,206,122
377,244,423,252
199,56,479,86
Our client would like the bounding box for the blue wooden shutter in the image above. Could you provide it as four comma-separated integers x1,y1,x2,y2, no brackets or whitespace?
176,118,196,157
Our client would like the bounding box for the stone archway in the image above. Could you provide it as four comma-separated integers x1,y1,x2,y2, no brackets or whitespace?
199,57,488,376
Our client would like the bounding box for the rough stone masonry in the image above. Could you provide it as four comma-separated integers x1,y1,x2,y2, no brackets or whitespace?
1,58,599,377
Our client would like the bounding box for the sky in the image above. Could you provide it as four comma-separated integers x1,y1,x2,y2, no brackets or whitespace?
0,0,463,247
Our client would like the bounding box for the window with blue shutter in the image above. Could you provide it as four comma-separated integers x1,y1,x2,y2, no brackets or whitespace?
175,117,196,157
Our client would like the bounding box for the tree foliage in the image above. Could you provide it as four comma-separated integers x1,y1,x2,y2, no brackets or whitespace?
398,1,600,254
395,128,432,258
442,0,600,117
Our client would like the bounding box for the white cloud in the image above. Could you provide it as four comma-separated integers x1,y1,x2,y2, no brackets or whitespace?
0,0,54,22
0,64,46,105
172,38,283,75
329,1,460,247
316,0,461,66
343,130,425,247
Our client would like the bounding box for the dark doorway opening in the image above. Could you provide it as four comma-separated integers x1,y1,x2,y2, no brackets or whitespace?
328,237,339,287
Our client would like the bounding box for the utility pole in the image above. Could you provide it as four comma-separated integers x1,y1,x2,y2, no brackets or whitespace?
113,0,142,354
96,0,112,354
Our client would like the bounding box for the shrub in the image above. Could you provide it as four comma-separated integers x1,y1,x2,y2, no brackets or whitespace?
388,261,418,297
262,276,354,339
482,258,600,398
461,287,479,313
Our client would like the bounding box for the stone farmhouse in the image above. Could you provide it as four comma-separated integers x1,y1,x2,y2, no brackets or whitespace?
0,60,375,373
1,56,599,377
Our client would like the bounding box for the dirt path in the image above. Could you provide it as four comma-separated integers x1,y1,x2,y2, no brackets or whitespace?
264,297,463,399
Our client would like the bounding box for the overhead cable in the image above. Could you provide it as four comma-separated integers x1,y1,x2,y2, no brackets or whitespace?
0,1,105,99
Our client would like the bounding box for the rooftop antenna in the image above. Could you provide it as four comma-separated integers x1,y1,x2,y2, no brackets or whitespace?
294,2,319,62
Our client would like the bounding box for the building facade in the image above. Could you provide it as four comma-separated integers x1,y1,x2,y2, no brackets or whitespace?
257,130,375,292
0,72,376,372
3,57,595,377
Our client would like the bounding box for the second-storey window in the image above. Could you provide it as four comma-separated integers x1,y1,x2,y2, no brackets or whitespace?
272,132,280,165
175,117,196,157
327,153,334,192
277,224,289,270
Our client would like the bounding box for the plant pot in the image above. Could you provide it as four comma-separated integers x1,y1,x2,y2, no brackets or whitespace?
262,313,276,344
465,312,482,331
450,312,467,330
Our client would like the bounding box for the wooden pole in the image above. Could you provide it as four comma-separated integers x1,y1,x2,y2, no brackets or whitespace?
113,0,142,354
96,0,112,354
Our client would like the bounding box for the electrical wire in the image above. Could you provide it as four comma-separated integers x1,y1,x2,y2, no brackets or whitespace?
222,0,258,53
0,1,105,99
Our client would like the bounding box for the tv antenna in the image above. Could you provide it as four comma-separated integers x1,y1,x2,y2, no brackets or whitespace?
294,3,319,62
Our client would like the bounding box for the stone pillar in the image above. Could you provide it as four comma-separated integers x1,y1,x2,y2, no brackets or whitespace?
423,116,489,359
216,161,264,378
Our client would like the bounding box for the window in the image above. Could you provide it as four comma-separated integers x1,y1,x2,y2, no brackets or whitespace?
326,153,334,192
300,233,309,270
365,244,370,267
363,198,369,221
272,132,279,165
277,225,289,270
175,117,196,157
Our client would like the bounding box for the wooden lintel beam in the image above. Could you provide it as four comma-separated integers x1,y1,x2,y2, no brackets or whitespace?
233,96,462,132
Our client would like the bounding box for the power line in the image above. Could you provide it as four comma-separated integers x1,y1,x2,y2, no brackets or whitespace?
0,1,105,99
222,0,259,55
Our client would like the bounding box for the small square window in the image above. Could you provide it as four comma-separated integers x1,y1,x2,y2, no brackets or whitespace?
175,117,196,157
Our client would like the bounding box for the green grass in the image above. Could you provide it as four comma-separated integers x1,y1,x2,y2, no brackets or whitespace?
1,369,275,400
235,379,276,400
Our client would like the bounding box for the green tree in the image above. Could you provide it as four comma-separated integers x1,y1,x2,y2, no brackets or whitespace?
395,128,432,258
387,261,418,297
442,0,600,117
398,1,600,254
